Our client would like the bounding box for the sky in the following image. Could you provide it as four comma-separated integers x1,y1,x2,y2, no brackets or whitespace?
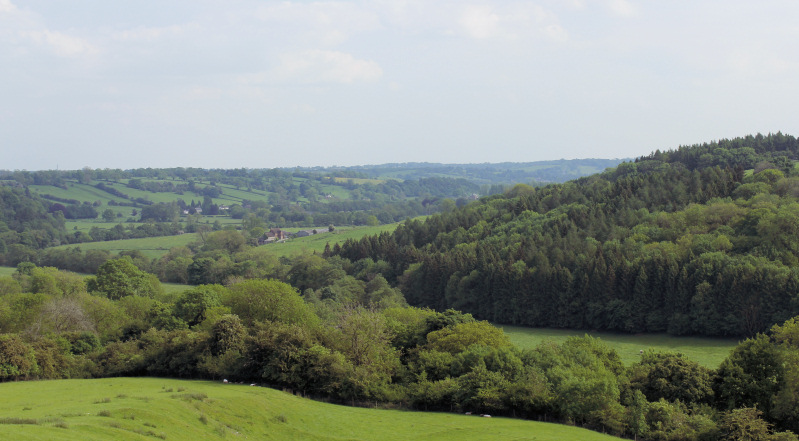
2,0,799,171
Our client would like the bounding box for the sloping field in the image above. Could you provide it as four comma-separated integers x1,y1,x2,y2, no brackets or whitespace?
263,223,400,257
0,378,624,441
501,325,738,367
49,234,200,259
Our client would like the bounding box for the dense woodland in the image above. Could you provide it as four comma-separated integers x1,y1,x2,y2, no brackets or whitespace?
333,133,799,337
2,133,799,440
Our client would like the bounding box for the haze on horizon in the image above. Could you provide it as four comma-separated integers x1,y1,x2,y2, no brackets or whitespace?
2,0,798,171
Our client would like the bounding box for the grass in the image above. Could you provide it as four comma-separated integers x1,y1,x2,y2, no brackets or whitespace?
0,378,624,441
500,325,739,367
262,223,400,257
49,234,200,259
0,266,16,277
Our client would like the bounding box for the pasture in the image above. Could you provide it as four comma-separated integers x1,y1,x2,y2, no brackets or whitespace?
0,378,624,441
0,266,15,277
49,234,200,259
262,223,400,257
500,325,739,367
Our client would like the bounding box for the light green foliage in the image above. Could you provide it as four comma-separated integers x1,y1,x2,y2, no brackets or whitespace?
224,279,319,327
528,336,624,429
88,258,163,300
174,285,226,327
0,334,38,380
426,321,512,354
327,307,399,400
202,230,246,254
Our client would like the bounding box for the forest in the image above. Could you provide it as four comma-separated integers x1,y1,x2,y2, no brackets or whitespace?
2,133,799,440
333,133,799,337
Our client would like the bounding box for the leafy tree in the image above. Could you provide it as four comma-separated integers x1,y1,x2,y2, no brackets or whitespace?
224,279,319,327
715,334,783,415
174,285,226,327
101,208,115,222
87,258,162,300
0,334,38,380
630,351,714,404
426,321,511,354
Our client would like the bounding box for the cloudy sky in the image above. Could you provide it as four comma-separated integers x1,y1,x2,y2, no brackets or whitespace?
2,1,798,170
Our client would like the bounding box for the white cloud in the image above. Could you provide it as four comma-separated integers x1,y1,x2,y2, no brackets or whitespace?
113,24,199,42
24,30,98,57
253,2,381,46
272,50,383,84
0,0,16,14
460,5,500,39
455,3,567,42
607,0,637,17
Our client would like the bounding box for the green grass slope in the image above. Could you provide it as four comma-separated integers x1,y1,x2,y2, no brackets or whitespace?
49,234,200,259
0,378,623,441
263,224,400,257
501,325,738,367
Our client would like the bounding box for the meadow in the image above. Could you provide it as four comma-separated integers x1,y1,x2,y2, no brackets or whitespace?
262,223,400,257
0,378,624,441
49,234,200,259
500,325,739,367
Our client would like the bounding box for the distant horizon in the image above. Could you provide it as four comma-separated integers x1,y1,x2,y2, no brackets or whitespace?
2,156,634,173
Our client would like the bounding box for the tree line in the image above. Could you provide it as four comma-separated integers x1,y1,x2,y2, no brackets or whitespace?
1,262,798,440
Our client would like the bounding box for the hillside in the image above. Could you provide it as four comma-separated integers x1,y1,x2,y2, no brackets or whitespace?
0,378,624,441
333,133,799,337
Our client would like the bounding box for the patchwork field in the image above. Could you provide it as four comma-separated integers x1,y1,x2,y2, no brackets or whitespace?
500,325,739,367
0,378,624,441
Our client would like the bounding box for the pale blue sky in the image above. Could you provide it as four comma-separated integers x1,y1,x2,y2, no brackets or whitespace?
2,0,798,170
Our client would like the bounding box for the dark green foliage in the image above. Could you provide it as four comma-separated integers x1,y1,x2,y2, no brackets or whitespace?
630,351,714,404
333,134,799,337
715,335,783,414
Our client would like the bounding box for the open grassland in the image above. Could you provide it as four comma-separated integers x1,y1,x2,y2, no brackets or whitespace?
49,234,200,259
0,378,623,441
262,223,400,257
0,266,15,277
500,325,738,368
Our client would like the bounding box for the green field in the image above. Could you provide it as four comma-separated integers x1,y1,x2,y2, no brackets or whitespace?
49,234,200,259
0,378,623,441
0,266,15,277
261,224,400,257
500,325,739,367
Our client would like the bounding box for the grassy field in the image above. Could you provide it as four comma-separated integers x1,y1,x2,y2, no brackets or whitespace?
0,266,15,277
49,234,200,259
500,325,739,368
0,378,623,441
261,223,400,257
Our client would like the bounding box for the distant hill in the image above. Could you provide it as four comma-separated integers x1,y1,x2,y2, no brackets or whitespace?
291,158,628,186
333,132,799,337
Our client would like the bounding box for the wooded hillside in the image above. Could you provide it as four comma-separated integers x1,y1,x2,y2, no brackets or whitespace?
333,133,799,337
